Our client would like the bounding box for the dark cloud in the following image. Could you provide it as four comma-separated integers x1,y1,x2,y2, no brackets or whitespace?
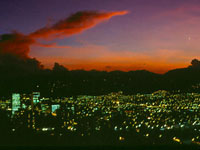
0,54,43,73
0,33,43,74
0,32,35,58
189,59,200,68
53,62,68,72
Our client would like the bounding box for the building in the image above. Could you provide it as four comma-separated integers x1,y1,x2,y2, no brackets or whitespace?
51,104,60,113
12,93,20,116
32,92,40,104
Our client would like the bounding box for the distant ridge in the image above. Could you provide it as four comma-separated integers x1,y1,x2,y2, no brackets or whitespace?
0,55,200,97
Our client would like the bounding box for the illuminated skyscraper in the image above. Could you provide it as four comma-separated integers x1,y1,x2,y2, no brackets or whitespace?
32,92,40,104
12,93,20,116
51,104,60,113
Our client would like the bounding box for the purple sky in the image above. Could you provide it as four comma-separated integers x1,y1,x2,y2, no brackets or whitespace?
1,0,200,73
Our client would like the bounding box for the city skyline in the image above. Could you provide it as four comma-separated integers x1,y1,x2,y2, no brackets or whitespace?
0,90,199,147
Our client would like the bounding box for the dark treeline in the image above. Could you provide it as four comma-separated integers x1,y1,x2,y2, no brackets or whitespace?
1,54,200,97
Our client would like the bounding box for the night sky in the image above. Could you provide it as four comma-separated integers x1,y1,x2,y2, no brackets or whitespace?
1,0,200,73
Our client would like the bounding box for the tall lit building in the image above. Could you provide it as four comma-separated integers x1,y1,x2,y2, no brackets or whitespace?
12,93,20,116
51,104,60,113
32,92,40,104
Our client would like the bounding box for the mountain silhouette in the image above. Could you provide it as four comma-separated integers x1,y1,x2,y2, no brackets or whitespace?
0,54,200,97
